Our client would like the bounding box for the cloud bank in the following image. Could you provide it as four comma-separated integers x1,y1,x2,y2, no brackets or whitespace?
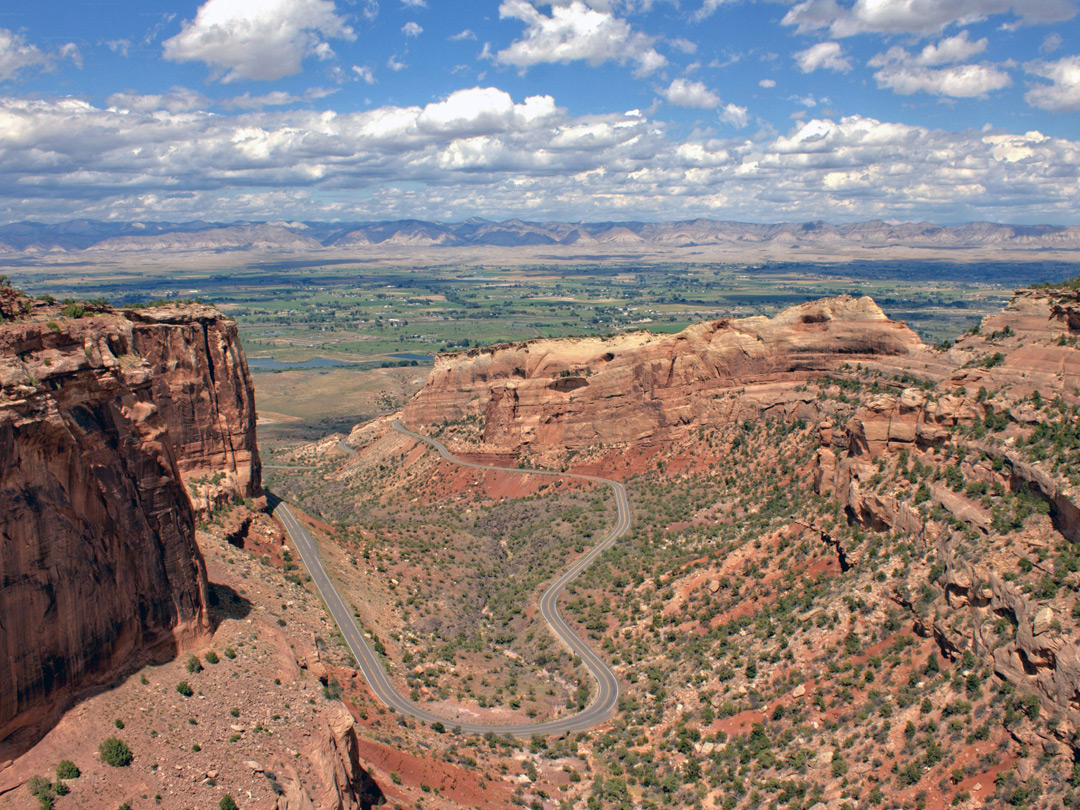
2,87,1078,224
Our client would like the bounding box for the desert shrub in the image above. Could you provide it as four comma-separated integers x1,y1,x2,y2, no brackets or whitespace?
323,679,342,701
177,680,194,697
99,737,133,767
220,795,239,810
27,775,55,808
55,760,80,779
186,654,203,673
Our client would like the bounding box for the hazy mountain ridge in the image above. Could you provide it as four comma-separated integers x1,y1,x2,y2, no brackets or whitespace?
4,218,1080,253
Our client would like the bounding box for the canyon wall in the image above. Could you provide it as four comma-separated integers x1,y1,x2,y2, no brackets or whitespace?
0,291,260,752
126,305,261,514
404,295,924,454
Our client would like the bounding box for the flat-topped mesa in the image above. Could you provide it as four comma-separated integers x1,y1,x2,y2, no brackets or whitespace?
403,295,924,454
0,296,259,752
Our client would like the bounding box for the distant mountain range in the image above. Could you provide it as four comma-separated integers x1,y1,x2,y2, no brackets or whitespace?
2,218,1080,253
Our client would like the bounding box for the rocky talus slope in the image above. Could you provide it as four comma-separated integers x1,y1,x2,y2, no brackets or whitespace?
0,290,258,754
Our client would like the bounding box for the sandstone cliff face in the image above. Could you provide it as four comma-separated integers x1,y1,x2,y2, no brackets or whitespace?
404,296,923,454
0,296,259,753
125,305,261,514
285,704,385,810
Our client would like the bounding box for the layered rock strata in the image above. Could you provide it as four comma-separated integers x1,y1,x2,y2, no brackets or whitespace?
812,288,1080,746
125,304,261,513
404,296,923,454
0,294,259,751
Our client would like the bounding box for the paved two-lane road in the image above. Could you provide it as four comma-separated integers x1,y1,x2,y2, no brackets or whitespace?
272,420,632,736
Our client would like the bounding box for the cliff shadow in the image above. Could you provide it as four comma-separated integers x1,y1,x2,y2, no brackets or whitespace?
207,582,253,627
264,488,284,513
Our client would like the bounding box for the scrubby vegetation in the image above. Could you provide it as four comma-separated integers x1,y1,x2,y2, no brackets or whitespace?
98,737,132,767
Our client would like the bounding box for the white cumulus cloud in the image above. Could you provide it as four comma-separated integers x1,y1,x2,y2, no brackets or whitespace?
795,42,852,73
873,62,1012,97
784,0,1076,38
106,87,209,113
915,31,988,65
3,90,1080,225
0,28,79,83
720,103,749,127
163,0,355,82
1041,33,1063,53
352,65,376,84
661,78,722,108
692,0,735,22
1025,55,1080,110
416,86,558,135
869,33,1010,98
402,21,423,37
868,62,1010,96
496,0,667,77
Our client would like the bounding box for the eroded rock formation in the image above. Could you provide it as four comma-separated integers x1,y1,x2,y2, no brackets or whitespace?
0,294,260,752
398,286,1080,756
811,289,1080,744
125,305,261,513
404,296,923,455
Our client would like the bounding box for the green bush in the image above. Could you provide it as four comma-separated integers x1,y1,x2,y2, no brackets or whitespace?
186,654,203,673
204,650,220,664
220,795,239,810
27,775,55,808
177,680,194,697
99,737,133,767
55,760,80,779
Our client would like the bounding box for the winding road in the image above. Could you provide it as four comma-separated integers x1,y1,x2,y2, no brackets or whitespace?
272,420,632,736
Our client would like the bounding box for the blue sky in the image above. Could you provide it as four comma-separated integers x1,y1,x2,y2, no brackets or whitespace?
1,0,1079,224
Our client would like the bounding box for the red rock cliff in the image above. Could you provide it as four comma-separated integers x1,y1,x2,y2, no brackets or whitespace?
403,295,923,453
125,304,261,513
0,293,259,753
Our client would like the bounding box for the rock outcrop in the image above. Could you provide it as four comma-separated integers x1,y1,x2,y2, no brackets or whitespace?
0,295,260,753
404,296,923,455
124,305,261,513
273,705,385,810
810,288,1080,742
